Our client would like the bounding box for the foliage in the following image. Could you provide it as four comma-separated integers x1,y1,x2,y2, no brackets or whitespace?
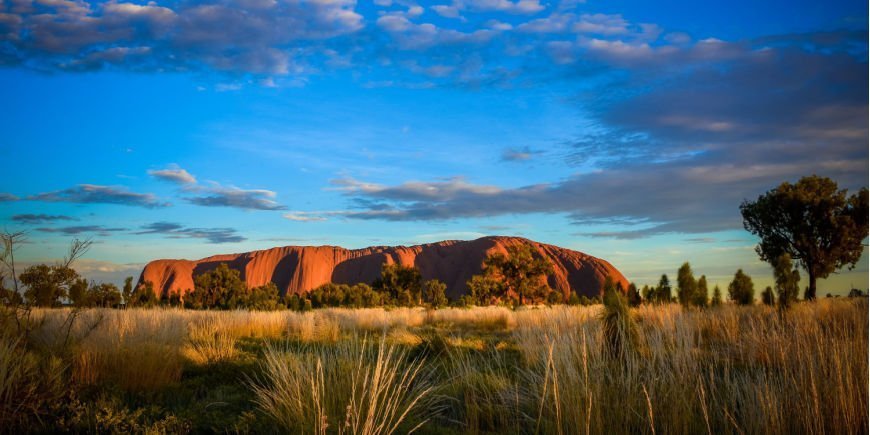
695,275,709,307
740,175,868,300
467,244,552,305
728,269,755,305
567,291,581,306
373,263,423,307
762,286,776,306
20,264,79,307
121,277,134,305
466,274,504,305
423,279,449,308
70,281,123,308
129,281,159,308
626,282,642,307
676,262,698,307
651,274,672,304
186,264,247,309
774,253,801,309
711,285,723,307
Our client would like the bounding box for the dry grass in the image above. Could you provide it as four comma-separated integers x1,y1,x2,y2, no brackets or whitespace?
249,335,437,434
9,299,867,433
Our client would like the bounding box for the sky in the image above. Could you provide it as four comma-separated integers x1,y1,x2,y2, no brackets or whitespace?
0,0,867,294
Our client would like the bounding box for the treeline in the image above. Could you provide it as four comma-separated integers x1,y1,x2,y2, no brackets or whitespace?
1,236,860,311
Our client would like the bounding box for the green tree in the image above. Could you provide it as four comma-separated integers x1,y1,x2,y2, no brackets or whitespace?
641,285,654,302
90,282,122,308
774,253,801,309
761,286,776,306
130,281,159,307
20,264,79,307
711,285,723,307
466,274,504,305
655,274,672,303
676,262,697,307
694,275,709,307
479,244,552,305
546,289,564,305
728,269,755,305
626,283,642,307
187,263,247,309
245,283,281,310
67,277,90,307
567,291,581,306
122,276,134,306
740,175,868,300
423,279,448,308
373,263,422,306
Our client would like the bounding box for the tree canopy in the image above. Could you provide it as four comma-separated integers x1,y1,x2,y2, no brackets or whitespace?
740,175,868,300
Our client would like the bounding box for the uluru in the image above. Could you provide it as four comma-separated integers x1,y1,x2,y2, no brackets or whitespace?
138,236,629,300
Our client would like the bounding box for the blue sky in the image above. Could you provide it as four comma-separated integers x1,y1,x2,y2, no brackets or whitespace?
0,0,867,293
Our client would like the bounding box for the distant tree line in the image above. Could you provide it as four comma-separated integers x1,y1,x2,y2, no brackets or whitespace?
1,175,865,311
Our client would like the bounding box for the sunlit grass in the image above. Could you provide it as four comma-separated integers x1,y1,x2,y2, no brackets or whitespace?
4,299,866,433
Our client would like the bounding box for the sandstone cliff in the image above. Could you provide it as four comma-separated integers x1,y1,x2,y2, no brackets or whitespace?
138,236,629,300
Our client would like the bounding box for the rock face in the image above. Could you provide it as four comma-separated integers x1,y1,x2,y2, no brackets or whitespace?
138,236,630,300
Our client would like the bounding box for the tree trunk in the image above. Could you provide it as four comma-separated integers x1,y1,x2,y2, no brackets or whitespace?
806,269,817,301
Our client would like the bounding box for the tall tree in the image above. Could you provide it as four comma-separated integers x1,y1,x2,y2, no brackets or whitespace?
626,282,642,307
694,275,709,307
0,231,26,300
711,285,723,307
728,269,755,305
774,253,801,309
122,276,134,306
655,274,672,303
740,175,868,300
761,286,776,306
676,262,697,307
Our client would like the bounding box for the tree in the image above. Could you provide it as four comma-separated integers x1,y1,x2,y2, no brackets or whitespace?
694,275,709,307
762,286,776,306
423,279,448,308
130,281,159,307
186,263,247,309
728,269,755,305
122,276,134,306
67,277,90,307
479,244,552,305
373,263,422,306
740,175,868,300
626,282,642,307
567,291,581,306
20,264,80,307
655,274,672,303
773,253,800,309
711,285,723,307
641,285,654,302
245,283,281,310
676,262,697,307
89,282,122,308
0,231,26,302
466,274,503,305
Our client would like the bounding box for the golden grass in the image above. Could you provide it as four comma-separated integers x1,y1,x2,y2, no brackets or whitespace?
10,299,867,433
249,335,437,434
